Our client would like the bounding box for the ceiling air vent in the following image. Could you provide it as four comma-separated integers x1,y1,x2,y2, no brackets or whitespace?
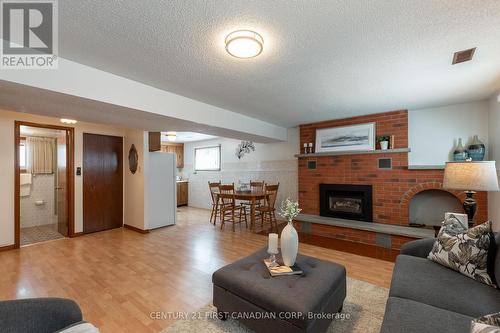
452,48,476,65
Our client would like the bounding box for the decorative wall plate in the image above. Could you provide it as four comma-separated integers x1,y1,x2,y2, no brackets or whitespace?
128,144,138,174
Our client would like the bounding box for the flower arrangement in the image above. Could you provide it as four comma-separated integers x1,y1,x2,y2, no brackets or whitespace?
279,198,302,223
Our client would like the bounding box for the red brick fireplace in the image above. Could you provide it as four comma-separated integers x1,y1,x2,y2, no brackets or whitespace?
296,110,487,259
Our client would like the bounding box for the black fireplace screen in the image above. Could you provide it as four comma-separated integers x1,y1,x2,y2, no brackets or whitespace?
329,197,363,214
320,184,373,222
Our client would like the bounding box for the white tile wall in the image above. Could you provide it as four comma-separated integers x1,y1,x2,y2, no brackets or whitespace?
184,160,298,210
20,174,56,227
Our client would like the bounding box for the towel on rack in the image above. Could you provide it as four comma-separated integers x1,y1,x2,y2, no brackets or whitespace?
20,173,32,185
20,184,31,197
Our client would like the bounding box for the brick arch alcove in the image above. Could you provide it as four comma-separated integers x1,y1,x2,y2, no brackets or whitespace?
400,182,488,226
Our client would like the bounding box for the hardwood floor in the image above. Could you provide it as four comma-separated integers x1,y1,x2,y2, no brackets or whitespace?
0,207,394,333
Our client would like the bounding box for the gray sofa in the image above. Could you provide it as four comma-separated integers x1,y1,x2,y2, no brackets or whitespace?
0,298,83,333
380,235,500,333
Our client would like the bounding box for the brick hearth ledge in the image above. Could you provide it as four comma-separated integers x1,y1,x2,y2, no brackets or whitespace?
296,213,435,239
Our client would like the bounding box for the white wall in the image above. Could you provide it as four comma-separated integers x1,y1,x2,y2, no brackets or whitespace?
409,101,490,166
124,129,146,230
488,92,500,232
183,128,299,211
0,109,127,246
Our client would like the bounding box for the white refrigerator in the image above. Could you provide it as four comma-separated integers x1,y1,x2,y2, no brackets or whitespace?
145,152,177,229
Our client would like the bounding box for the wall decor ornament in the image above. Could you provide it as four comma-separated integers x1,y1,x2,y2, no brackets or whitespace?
315,123,375,153
467,135,485,161
236,141,255,159
128,144,138,174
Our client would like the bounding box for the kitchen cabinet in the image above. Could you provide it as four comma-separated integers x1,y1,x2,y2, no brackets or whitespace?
177,181,188,206
148,132,161,152
161,143,184,168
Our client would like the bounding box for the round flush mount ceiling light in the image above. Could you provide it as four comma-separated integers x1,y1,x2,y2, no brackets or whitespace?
225,30,264,59
60,118,77,124
166,131,177,141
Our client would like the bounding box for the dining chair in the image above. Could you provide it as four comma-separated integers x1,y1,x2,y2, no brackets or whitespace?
256,183,280,232
219,183,248,232
241,180,265,213
208,181,221,225
250,180,265,191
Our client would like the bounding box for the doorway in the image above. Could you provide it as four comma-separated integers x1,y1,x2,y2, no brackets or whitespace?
14,121,75,248
83,133,123,233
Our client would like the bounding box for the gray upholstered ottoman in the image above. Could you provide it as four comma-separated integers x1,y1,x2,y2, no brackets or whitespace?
212,248,346,333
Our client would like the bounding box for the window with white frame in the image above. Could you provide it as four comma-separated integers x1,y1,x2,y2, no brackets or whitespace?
194,145,221,171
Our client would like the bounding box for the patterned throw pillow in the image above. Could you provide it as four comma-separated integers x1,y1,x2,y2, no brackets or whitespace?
471,312,500,333
428,218,496,287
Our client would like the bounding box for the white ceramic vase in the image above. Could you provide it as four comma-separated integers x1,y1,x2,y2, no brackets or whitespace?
280,220,298,266
380,141,389,150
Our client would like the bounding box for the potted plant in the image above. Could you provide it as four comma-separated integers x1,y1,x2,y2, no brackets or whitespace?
377,135,390,150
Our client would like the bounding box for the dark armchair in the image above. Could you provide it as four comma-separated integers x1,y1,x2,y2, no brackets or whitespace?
0,298,83,333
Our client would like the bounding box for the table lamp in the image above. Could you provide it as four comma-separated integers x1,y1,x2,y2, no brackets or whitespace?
443,161,499,227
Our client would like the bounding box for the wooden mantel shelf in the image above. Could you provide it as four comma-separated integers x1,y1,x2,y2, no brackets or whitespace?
407,165,445,170
294,148,411,158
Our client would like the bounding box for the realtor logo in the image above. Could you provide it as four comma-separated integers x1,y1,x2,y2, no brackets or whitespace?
1,0,58,69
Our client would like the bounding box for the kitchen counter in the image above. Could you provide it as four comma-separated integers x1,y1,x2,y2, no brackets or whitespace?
176,180,189,183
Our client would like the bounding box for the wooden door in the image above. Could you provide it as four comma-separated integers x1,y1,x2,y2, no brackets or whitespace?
56,131,68,236
177,182,188,206
83,133,123,233
176,183,181,206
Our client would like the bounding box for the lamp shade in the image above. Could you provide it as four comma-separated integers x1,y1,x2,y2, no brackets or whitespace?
443,161,499,191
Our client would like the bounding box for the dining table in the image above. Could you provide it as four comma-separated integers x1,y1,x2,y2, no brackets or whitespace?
214,189,267,231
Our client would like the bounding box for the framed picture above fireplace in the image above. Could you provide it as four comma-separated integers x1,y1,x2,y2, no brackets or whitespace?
315,122,375,153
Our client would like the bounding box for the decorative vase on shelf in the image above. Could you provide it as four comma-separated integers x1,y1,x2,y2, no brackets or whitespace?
281,219,298,266
467,135,485,161
308,143,314,154
278,198,301,267
453,138,468,161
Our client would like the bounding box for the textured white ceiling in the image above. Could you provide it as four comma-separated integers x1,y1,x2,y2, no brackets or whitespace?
59,0,500,127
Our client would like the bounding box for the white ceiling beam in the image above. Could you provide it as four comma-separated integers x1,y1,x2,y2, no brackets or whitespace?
0,51,287,142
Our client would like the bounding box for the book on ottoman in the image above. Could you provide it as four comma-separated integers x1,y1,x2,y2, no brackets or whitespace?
263,259,303,277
